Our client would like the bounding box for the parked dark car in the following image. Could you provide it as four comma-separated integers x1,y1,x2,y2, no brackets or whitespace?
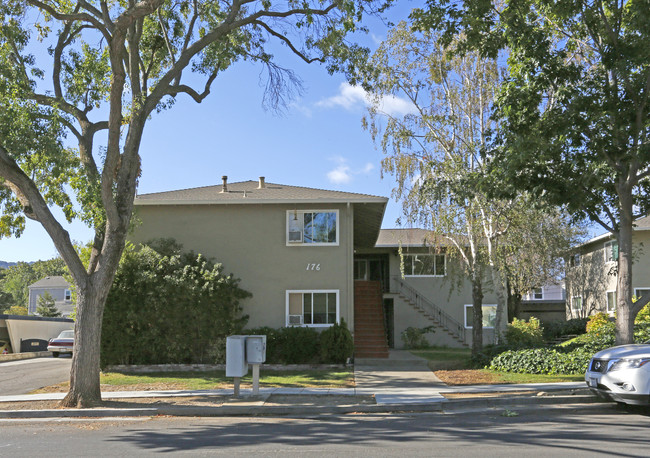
47,330,74,357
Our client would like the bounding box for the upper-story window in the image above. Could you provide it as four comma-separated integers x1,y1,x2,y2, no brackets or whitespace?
570,253,581,267
64,289,72,302
533,287,544,300
604,240,618,263
403,254,446,276
287,210,339,246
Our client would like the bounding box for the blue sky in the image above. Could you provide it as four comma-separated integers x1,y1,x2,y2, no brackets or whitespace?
0,3,420,262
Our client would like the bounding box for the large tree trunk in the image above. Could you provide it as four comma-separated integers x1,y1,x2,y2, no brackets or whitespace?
471,272,484,356
61,279,111,407
615,191,635,345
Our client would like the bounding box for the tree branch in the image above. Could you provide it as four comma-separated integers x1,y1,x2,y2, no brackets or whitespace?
0,144,87,282
253,20,324,64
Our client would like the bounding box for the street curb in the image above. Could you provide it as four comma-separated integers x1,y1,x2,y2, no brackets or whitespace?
0,408,158,419
0,394,604,419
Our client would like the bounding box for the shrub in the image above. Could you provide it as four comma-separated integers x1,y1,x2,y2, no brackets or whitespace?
586,312,611,333
400,326,435,349
470,344,511,368
320,319,354,363
635,302,650,324
543,318,589,340
101,240,251,367
504,317,544,348
489,347,593,375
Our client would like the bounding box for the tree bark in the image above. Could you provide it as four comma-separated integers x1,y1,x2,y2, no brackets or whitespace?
61,278,111,407
615,189,635,345
471,271,484,355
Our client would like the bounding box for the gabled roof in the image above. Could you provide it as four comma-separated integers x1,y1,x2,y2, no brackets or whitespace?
376,228,458,248
28,276,70,289
578,214,650,249
135,180,387,205
376,229,432,248
134,179,388,249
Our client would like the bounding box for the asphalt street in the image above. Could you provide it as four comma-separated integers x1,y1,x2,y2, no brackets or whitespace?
0,357,71,395
1,405,649,456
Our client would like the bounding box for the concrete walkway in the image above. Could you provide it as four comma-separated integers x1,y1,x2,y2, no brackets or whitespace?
354,350,449,404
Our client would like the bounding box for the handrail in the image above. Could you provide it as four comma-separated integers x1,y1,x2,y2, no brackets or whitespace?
389,275,466,343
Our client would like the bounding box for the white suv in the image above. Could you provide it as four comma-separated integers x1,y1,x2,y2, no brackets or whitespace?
586,344,650,405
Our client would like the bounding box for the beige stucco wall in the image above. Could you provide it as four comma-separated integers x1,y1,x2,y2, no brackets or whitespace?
566,230,650,318
383,250,503,349
131,202,355,330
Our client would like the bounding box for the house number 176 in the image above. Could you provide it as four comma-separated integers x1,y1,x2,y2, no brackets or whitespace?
306,263,321,271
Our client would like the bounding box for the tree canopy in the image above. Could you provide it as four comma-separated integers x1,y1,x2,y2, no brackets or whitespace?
414,0,650,344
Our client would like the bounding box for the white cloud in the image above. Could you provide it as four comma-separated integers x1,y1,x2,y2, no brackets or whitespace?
316,83,368,111
327,164,353,184
317,82,416,117
326,158,376,185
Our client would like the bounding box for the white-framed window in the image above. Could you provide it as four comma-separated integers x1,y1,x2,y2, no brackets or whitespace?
464,304,497,329
403,254,446,277
64,289,72,302
606,291,617,313
604,241,618,263
572,296,583,311
286,290,339,327
286,210,339,246
533,287,544,300
634,288,650,302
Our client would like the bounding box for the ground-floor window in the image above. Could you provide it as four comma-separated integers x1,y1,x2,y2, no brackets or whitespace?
635,288,650,301
286,290,339,327
464,304,497,329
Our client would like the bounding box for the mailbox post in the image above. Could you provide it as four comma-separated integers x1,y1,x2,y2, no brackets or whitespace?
246,335,267,396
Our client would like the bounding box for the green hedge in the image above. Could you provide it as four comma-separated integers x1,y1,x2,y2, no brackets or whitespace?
246,321,353,364
101,240,251,367
488,321,650,375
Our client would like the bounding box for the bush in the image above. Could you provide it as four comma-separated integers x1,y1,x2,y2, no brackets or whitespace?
246,326,321,364
487,314,650,375
543,318,589,340
504,317,544,348
586,312,611,333
101,240,251,367
489,347,593,375
635,303,650,324
400,326,435,349
320,319,354,363
470,344,510,368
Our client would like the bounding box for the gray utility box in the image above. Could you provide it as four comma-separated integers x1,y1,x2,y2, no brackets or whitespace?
246,335,267,364
226,335,248,377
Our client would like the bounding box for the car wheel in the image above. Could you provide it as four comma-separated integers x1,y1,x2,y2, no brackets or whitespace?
52,352,59,358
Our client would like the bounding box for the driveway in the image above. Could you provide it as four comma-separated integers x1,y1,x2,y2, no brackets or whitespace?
0,357,71,395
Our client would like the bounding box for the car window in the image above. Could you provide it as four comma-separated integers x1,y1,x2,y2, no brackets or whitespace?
59,330,74,339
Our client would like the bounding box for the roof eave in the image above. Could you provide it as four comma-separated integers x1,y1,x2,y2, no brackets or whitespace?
134,197,389,206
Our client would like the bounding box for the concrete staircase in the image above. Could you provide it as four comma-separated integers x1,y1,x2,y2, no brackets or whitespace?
354,280,389,359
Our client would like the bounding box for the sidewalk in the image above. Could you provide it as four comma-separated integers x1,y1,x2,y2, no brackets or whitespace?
0,350,599,418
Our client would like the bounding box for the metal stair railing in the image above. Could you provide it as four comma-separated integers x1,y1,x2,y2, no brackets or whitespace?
390,275,466,343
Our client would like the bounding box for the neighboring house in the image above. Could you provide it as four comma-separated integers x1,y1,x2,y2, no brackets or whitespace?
27,276,74,317
132,177,504,356
565,215,650,318
519,282,567,324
